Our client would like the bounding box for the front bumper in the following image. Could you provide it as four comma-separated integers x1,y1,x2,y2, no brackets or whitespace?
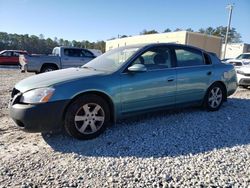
237,73,250,86
9,100,69,133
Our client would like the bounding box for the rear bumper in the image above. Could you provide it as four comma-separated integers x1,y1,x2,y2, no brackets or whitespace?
9,100,70,133
20,63,39,73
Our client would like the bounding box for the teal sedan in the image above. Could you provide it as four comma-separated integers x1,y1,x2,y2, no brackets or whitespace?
9,43,237,139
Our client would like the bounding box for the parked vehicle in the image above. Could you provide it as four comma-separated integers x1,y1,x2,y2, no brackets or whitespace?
236,66,250,88
9,43,237,140
226,53,250,69
0,50,28,65
88,49,102,57
19,47,98,73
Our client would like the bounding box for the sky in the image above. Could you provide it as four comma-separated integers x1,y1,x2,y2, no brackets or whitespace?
0,0,249,43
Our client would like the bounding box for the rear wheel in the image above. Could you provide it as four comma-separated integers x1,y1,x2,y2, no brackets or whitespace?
64,94,110,140
204,83,225,111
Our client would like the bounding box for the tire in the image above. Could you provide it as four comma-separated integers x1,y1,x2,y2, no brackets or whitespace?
204,83,225,111
242,86,248,89
41,65,57,73
64,94,110,140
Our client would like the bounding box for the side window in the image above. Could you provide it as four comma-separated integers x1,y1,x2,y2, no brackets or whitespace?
175,48,204,67
13,52,20,57
204,53,212,65
132,47,172,70
80,50,94,57
2,51,12,57
64,49,80,57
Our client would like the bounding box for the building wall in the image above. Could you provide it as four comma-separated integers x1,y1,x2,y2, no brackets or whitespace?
106,31,187,51
106,31,222,57
187,32,222,57
221,43,250,59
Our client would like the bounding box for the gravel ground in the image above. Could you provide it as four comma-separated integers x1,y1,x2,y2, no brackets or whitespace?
0,69,249,188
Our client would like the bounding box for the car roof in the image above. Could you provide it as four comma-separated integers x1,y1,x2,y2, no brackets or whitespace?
57,46,90,50
0,50,27,53
118,43,206,53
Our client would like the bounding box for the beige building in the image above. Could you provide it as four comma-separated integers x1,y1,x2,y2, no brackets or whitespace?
221,43,250,59
106,31,222,57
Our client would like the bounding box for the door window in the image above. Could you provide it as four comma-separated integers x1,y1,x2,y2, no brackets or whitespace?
1,51,12,56
64,49,81,57
175,48,204,67
80,49,94,57
131,47,172,70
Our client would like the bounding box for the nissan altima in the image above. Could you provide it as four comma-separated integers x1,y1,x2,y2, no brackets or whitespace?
9,43,237,139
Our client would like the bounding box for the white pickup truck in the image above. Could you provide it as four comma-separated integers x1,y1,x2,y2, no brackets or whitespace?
19,47,101,73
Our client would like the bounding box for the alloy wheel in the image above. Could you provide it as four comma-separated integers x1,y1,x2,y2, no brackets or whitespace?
74,103,105,134
208,87,223,109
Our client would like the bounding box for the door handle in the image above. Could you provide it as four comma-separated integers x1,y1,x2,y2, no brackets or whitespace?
167,77,175,82
207,71,212,75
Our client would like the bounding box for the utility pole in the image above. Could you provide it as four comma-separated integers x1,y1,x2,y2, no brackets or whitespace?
223,4,233,59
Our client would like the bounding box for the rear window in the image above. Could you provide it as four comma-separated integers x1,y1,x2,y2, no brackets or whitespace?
175,48,204,67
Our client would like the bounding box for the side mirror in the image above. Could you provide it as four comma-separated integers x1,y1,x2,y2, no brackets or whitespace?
128,64,147,72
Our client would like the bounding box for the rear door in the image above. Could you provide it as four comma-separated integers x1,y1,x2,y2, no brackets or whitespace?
174,47,212,104
61,48,82,68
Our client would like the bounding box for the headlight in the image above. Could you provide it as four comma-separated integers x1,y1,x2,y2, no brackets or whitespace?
236,70,244,75
20,87,55,104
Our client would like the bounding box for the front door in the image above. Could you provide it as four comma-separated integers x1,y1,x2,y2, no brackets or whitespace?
120,46,176,114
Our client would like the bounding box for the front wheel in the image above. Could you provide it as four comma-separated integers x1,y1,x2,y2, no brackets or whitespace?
64,94,110,140
204,83,225,111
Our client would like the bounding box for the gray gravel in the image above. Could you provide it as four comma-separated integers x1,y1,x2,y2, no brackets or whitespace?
0,69,250,187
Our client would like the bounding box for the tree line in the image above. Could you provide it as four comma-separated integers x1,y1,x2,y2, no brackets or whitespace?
116,26,242,43
0,26,242,54
0,32,105,54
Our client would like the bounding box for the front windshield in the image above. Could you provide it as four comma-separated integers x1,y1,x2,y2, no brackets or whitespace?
82,46,140,72
236,54,250,60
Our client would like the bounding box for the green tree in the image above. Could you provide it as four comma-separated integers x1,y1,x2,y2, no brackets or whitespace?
198,26,242,43
140,29,158,35
174,28,182,32
163,28,171,33
186,28,194,32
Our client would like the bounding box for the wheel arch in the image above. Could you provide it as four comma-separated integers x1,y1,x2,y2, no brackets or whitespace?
40,63,59,72
207,81,228,101
62,90,116,123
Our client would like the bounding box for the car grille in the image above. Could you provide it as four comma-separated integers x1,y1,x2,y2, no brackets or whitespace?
10,88,22,106
239,78,250,85
11,88,20,98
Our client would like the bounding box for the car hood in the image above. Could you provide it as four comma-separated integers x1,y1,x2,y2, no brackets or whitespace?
238,66,250,74
15,67,106,93
227,59,250,63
